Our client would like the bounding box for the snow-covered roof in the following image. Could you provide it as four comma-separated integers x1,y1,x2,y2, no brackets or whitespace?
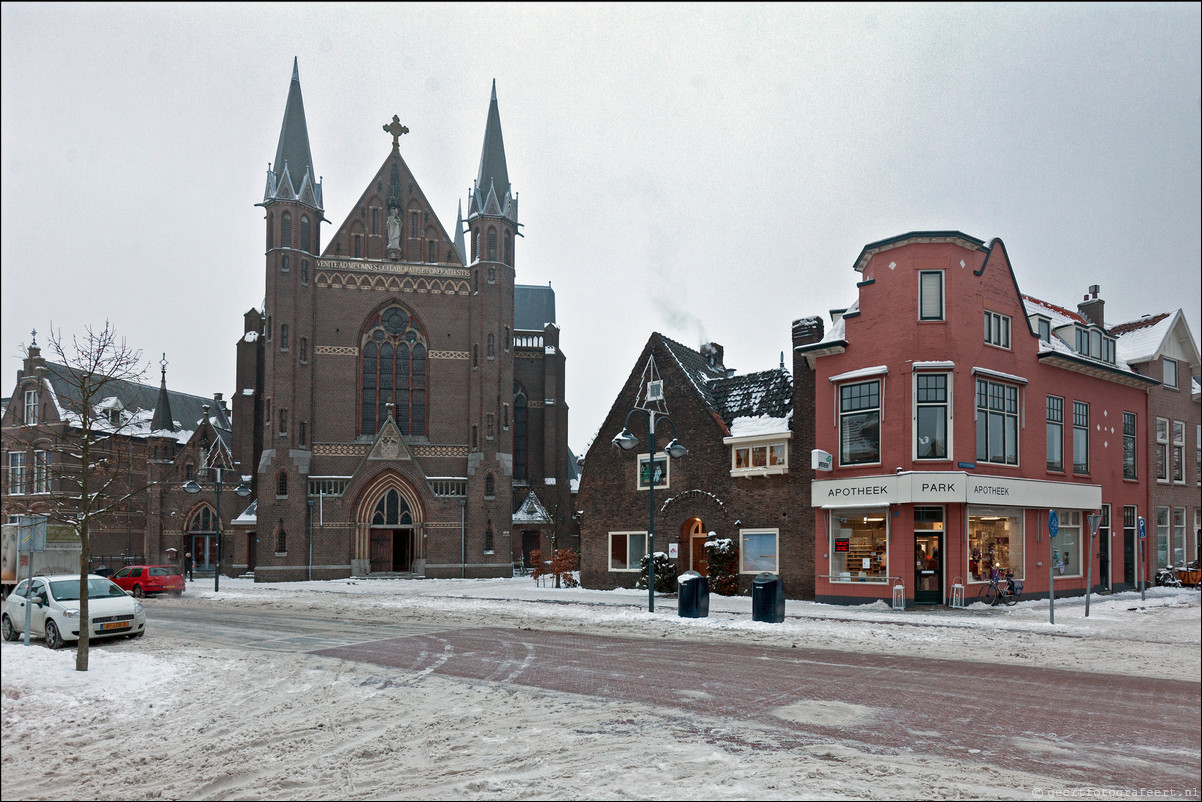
728,413,791,438
512,491,552,525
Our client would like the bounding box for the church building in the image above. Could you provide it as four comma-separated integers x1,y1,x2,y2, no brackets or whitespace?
226,60,574,581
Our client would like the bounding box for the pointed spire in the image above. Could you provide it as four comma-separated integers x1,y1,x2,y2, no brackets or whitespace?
263,58,321,211
151,354,176,432
454,200,467,263
474,79,511,211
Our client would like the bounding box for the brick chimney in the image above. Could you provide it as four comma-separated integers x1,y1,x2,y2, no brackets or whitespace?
1078,285,1104,328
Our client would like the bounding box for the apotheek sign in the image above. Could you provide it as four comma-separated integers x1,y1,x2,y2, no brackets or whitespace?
811,472,1100,509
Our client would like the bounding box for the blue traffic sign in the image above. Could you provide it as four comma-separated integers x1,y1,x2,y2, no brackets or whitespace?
1137,516,1146,540
1048,509,1059,538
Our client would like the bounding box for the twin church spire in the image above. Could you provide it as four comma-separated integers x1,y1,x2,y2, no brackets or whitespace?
262,60,515,248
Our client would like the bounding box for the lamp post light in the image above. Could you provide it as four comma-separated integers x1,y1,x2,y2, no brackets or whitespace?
183,466,251,592
613,407,687,613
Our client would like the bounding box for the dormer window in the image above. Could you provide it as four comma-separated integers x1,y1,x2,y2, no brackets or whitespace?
1037,318,1051,343
1164,357,1178,389
1074,326,1116,364
726,436,790,477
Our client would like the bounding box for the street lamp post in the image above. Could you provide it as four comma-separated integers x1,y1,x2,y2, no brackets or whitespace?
613,407,687,613
183,466,251,592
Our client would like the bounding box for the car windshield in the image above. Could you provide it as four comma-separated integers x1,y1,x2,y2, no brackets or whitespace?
49,578,129,601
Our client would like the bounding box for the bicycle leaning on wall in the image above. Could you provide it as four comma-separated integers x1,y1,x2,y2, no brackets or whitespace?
978,565,1022,607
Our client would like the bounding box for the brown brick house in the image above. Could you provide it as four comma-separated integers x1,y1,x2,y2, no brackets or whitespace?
577,322,822,598
227,62,575,581
1,340,235,576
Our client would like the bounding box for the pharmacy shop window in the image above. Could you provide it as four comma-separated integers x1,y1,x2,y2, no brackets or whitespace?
830,509,888,583
968,508,1024,582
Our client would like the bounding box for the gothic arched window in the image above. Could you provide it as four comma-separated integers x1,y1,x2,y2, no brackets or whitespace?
187,506,215,533
300,216,311,253
485,473,496,497
361,306,428,437
504,231,512,265
371,488,413,526
281,212,292,248
513,383,528,482
487,227,497,261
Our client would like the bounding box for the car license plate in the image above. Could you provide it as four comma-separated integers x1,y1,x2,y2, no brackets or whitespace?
100,621,129,631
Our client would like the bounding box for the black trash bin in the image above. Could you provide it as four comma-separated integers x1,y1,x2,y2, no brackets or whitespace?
751,572,785,623
677,570,710,618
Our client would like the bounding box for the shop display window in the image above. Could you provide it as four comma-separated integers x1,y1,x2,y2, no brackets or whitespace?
830,509,888,582
968,508,1024,581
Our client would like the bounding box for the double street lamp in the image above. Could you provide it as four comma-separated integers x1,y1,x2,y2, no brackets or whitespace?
183,466,251,592
613,407,687,613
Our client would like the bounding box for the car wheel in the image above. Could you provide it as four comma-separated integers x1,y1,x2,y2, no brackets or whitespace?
130,630,145,639
132,585,144,599
1,615,17,642
44,619,63,649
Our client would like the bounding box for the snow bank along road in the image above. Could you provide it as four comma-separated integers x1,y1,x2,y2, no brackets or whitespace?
1,582,1199,801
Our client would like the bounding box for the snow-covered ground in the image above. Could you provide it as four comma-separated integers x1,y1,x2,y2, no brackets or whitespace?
2,577,1199,801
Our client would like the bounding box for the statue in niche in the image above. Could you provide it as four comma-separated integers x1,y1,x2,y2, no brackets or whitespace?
386,208,401,252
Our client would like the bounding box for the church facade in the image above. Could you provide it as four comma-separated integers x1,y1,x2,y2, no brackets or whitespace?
225,61,574,581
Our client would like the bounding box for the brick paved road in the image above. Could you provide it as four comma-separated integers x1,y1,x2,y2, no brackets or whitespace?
317,627,1201,793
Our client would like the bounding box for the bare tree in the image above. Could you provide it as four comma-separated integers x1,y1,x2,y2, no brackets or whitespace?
43,322,148,671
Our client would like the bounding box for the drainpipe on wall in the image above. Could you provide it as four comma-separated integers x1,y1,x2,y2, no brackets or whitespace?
307,497,314,582
461,499,467,579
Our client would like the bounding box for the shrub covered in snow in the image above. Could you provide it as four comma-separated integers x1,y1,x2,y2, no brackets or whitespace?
636,551,677,593
705,537,739,595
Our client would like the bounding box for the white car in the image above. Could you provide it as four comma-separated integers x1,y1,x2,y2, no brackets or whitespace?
2,573,146,648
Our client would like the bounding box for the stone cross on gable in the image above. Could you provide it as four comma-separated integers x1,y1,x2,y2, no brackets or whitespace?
383,115,409,150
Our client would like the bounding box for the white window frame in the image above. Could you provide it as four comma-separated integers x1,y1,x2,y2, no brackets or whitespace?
8,451,27,495
919,271,944,321
739,529,779,574
23,389,38,426
636,453,670,491
1163,357,1178,390
829,508,890,583
1172,420,1185,484
1156,506,1170,569
838,379,882,467
975,378,1019,466
1156,417,1169,482
914,371,951,461
1054,509,1083,578
984,311,1011,349
725,434,790,478
1172,507,1186,567
32,450,49,494
608,531,647,572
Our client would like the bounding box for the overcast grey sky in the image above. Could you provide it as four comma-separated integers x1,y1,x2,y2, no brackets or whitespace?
3,2,1199,453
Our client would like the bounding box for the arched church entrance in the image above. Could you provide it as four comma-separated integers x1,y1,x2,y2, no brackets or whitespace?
355,475,424,575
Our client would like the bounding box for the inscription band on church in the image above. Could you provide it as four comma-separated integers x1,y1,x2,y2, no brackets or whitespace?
315,258,470,279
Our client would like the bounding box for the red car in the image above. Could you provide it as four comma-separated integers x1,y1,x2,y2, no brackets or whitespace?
109,565,184,598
